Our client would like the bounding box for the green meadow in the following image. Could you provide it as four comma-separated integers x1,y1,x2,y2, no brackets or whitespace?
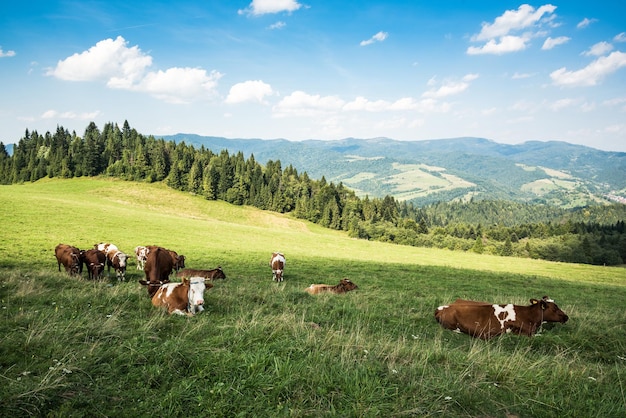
1,178,625,417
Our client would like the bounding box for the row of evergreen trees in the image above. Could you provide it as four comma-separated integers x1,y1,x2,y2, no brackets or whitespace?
1,121,624,265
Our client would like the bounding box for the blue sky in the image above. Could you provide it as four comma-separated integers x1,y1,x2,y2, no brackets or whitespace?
2,1,626,151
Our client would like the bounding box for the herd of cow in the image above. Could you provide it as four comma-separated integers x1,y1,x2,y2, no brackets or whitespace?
54,244,569,339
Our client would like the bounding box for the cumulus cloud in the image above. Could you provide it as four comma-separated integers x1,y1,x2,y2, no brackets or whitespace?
226,80,274,104
46,36,222,104
542,36,570,50
615,32,626,43
239,0,302,16
577,18,597,29
467,4,557,55
422,74,479,98
47,36,151,85
582,41,614,57
360,31,388,46
550,51,626,87
0,47,16,58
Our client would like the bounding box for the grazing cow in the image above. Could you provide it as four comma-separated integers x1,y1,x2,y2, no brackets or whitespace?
146,246,185,272
176,267,226,281
134,246,149,270
81,249,106,280
434,296,569,339
95,242,128,281
148,277,213,316
140,247,175,297
305,278,358,295
55,244,82,276
270,252,285,282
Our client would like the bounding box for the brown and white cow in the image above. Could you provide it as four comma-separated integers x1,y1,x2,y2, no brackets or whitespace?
148,277,213,316
55,244,82,276
270,252,285,282
176,267,226,281
434,296,569,339
95,242,128,281
134,246,149,270
81,249,106,280
305,278,358,295
140,246,175,297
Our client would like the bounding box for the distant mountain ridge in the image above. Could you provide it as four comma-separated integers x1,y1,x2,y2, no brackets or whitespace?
161,134,626,208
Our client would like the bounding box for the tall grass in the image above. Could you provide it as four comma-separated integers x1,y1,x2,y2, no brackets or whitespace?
1,178,625,417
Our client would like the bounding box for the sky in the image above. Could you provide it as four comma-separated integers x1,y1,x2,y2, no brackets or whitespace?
1,1,626,152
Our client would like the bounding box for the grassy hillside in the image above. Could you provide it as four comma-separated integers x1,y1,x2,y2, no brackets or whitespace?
1,178,625,417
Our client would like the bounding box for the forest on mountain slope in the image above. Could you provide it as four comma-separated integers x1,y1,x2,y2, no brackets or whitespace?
1,121,625,266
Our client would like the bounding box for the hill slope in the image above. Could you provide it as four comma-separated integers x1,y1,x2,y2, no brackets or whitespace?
163,134,626,207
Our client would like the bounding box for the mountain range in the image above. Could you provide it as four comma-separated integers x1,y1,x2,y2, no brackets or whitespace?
162,134,626,208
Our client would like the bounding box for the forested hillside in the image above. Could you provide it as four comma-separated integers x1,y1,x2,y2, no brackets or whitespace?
1,121,625,265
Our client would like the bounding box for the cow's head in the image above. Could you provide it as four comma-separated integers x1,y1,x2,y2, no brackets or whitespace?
211,267,226,280
338,278,358,292
186,277,211,314
531,296,569,324
177,255,186,270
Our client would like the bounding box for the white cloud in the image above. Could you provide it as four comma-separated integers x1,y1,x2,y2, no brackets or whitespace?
467,35,530,55
471,4,557,42
551,51,626,87
239,0,302,16
512,72,534,79
582,41,613,57
550,98,577,111
41,110,101,120
273,91,345,117
47,36,151,85
468,4,557,55
343,96,417,112
0,47,16,58
360,31,388,46
577,18,597,29
134,67,222,104
615,32,626,43
226,80,274,104
47,36,222,104
269,21,286,30
422,74,478,98
542,36,570,50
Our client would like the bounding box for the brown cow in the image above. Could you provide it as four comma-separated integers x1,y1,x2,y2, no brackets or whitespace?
81,249,106,280
270,252,285,282
55,244,82,276
146,246,185,272
176,267,226,281
434,296,569,339
149,277,213,316
139,247,174,297
305,278,358,295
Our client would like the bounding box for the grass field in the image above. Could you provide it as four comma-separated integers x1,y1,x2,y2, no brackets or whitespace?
1,178,625,417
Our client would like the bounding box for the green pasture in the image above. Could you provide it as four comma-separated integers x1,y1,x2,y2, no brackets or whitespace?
1,178,625,417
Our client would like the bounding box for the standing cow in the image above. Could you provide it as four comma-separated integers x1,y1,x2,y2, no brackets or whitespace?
139,246,175,297
81,249,106,280
434,296,569,339
95,242,128,281
134,246,149,270
55,244,82,276
270,252,285,282
145,246,185,272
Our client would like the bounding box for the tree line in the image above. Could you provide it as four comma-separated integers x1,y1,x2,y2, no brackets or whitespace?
1,121,625,266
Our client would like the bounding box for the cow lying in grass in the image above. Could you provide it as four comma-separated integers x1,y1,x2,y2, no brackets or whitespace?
305,278,358,295
141,277,213,316
434,296,569,339
176,267,226,281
